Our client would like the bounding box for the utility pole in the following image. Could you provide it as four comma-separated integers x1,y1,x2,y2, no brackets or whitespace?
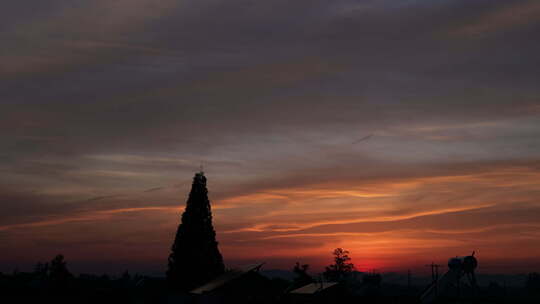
425,262,442,281
407,269,411,292
425,262,442,296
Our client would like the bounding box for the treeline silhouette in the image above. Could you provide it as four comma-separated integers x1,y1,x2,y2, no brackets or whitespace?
1,254,169,304
2,252,540,304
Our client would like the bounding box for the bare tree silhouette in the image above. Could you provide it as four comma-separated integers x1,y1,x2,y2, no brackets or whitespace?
323,248,355,281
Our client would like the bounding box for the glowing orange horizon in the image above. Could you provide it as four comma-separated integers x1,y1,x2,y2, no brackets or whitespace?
2,163,540,274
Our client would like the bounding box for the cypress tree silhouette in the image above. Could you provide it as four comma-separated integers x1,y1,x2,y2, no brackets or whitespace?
167,171,225,291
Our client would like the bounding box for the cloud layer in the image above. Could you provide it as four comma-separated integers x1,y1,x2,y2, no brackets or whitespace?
1,0,540,274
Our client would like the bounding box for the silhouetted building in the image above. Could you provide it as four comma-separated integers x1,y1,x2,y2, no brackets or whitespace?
287,281,346,304
289,282,338,294
167,171,225,291
191,263,263,295
191,264,284,304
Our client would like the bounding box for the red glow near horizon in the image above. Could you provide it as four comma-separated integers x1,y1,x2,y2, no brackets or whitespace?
2,164,540,275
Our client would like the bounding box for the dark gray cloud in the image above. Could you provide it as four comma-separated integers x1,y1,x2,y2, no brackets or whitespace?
1,0,540,272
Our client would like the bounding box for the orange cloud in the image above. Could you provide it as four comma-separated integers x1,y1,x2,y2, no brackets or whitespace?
2,161,540,273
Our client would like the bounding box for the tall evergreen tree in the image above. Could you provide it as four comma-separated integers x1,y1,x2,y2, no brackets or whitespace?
167,171,225,291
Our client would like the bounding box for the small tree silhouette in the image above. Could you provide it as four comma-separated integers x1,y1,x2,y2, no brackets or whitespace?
121,270,131,281
292,262,313,288
49,254,72,286
323,248,355,281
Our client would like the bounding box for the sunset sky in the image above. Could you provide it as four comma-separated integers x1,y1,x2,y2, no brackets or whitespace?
2,0,540,276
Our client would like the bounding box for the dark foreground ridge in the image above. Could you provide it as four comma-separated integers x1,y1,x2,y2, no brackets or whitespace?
2,258,539,304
